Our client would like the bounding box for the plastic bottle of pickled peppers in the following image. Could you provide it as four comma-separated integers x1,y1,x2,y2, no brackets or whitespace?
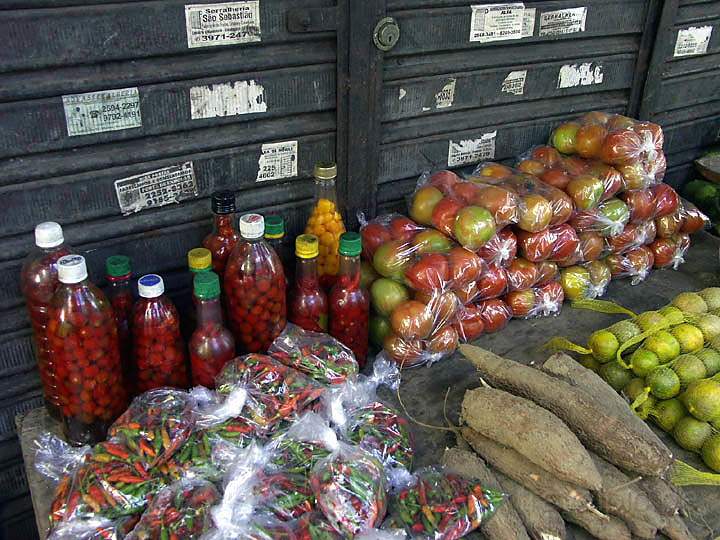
330,232,370,366
105,255,134,383
290,234,329,332
305,162,346,288
202,191,239,278
224,214,287,352
132,274,189,393
20,222,73,420
48,255,126,445
189,271,236,388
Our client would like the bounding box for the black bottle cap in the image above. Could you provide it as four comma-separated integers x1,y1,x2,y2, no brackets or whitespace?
211,191,236,214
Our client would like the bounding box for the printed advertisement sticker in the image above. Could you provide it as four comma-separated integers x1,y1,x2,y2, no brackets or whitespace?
185,1,261,48
63,87,142,137
115,162,198,215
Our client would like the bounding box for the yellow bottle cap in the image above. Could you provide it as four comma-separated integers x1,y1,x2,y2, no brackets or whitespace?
313,161,337,180
296,234,319,259
188,247,212,272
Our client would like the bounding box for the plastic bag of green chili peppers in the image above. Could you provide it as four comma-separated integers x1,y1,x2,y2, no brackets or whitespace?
48,515,139,540
266,412,336,476
390,467,505,540
269,323,359,386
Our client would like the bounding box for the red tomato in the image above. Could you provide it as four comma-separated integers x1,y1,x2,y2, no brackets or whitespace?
650,237,676,269
390,300,434,340
506,258,539,291
383,333,425,368
578,232,604,261
477,299,512,333
656,211,683,239
477,228,517,267
580,111,611,126
536,282,565,314
476,163,514,180
361,222,392,259
627,246,655,277
585,162,624,200
415,290,459,324
518,159,547,176
455,281,480,304
562,156,589,176
632,121,664,153
453,305,485,341
405,253,450,293
477,263,508,300
517,194,553,232
505,289,537,318
531,146,562,168
431,197,463,236
473,185,519,226
575,124,608,159
540,169,571,190
620,189,656,223
389,216,420,242
652,184,680,218
447,247,484,288
428,170,460,194
517,228,554,262
600,130,643,166
681,205,708,234
547,190,574,226
550,224,581,261
427,325,459,354
536,261,560,285
451,182,482,204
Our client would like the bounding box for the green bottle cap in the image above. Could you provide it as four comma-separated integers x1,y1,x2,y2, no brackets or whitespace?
194,271,221,299
264,215,285,239
106,255,131,278
339,232,362,257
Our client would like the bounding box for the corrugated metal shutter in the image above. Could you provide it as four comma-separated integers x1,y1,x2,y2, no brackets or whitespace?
640,0,720,188
374,0,659,214
0,1,339,536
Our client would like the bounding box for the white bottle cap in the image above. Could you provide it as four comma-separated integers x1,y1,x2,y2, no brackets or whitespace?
138,274,165,298
35,222,64,249
57,255,88,284
239,213,265,239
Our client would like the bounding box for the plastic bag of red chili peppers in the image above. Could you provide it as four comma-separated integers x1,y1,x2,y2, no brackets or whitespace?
125,478,219,540
390,467,504,540
266,412,337,475
215,354,326,433
268,323,359,386
48,516,139,540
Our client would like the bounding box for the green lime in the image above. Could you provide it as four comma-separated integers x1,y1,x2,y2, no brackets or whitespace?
671,354,707,388
644,331,681,363
635,395,656,421
701,434,720,472
577,354,600,372
700,288,720,311
623,378,646,402
646,367,681,400
659,306,685,326
681,379,720,421
608,320,642,345
672,292,708,314
671,324,705,353
600,362,633,392
628,348,660,377
650,398,687,433
635,311,668,332
697,314,720,342
588,330,620,363
673,416,713,452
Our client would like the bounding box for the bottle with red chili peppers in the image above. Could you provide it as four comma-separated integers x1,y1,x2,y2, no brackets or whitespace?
330,232,370,366
132,274,189,393
202,191,239,278
181,248,213,340
265,215,293,283
289,234,328,333
48,255,126,445
224,213,287,353
105,255,133,383
189,271,236,388
20,222,73,420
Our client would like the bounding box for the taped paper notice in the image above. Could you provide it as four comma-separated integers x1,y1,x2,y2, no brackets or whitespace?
557,63,604,89
185,1,261,48
114,162,198,215
63,87,141,137
190,80,267,119
448,132,497,167
674,26,713,57
539,7,587,36
522,8,535,37
435,79,456,109
470,4,525,42
256,141,298,182
502,70,527,95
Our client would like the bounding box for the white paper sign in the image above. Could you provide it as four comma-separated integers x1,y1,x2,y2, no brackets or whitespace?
522,8,536,37
256,141,298,182
185,1,261,48
557,63,604,89
470,4,525,42
539,7,587,36
435,79,457,109
63,87,141,137
190,80,267,119
448,132,497,167
674,26,713,57
114,162,198,215
502,70,527,95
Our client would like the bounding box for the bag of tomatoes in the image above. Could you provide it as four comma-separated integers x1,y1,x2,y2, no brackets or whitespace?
680,201,710,235
516,224,581,262
606,221,657,254
649,233,691,270
570,198,631,237
504,282,565,319
454,298,513,341
655,199,708,239
559,260,612,302
477,228,517,267
606,245,655,285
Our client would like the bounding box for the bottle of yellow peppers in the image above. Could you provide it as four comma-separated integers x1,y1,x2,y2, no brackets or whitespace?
305,162,346,287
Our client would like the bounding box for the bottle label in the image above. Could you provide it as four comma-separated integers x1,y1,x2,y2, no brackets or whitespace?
185,1,261,48
114,162,198,215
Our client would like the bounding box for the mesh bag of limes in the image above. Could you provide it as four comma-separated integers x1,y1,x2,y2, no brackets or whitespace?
549,288,720,480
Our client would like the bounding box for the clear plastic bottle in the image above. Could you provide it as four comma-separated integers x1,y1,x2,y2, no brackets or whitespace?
224,214,287,352
330,233,370,366
105,255,133,383
132,274,189,392
47,255,126,445
20,222,73,420
181,247,213,340
305,162,346,287
290,234,328,332
202,191,239,279
189,271,236,388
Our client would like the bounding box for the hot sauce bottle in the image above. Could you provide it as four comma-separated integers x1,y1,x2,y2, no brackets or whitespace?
181,248,213,340
189,271,236,388
224,214,287,353
132,274,189,392
330,232,370,366
265,215,293,284
20,222,73,420
304,162,346,287
105,255,133,382
47,255,126,445
289,234,328,333
202,191,239,278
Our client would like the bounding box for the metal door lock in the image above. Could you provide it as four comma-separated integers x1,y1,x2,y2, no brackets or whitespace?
373,17,399,51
